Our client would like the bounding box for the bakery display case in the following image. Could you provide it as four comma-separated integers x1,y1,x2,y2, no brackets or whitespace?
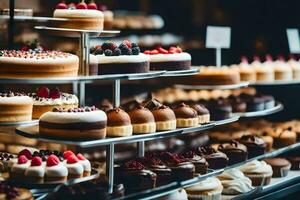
0,0,300,199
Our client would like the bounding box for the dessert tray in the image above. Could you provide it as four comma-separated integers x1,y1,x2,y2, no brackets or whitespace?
174,81,249,90
235,102,283,118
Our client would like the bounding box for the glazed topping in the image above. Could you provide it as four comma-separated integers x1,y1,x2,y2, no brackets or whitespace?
142,99,163,110
52,106,98,113
67,155,79,164
106,108,131,126
0,91,26,97
264,158,291,167
136,156,165,167
173,103,198,118
90,40,141,56
0,182,20,199
46,155,60,167
77,153,86,161
31,156,42,166
123,160,145,170
18,149,32,160
18,155,28,164
144,46,183,55
63,150,75,160
0,50,72,59
0,152,14,162
239,135,266,146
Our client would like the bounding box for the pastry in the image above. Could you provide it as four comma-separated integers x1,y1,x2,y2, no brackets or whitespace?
181,151,208,175
189,103,210,124
271,129,297,148
45,155,68,182
287,156,300,170
238,56,256,82
238,135,266,158
264,158,291,177
172,103,198,127
0,92,33,122
25,156,45,183
252,55,274,82
208,99,232,120
128,105,156,134
185,177,223,200
239,160,273,186
288,55,300,79
273,56,293,80
0,181,33,200
157,189,188,200
144,46,191,71
210,130,246,143
196,146,229,169
218,141,248,165
228,95,247,113
30,87,78,119
258,132,274,152
77,153,91,177
106,108,133,137
10,155,30,180
244,95,265,112
217,168,253,195
53,1,104,30
66,154,84,179
0,49,79,78
91,40,150,75
39,106,107,139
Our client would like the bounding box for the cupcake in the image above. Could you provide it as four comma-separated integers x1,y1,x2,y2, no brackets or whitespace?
10,155,30,180
208,99,232,120
238,135,266,158
151,105,177,131
173,103,198,128
185,177,223,200
272,129,297,148
45,155,68,182
196,146,229,169
263,158,291,177
218,141,248,165
25,156,45,183
77,153,91,177
157,189,188,200
229,96,247,113
258,131,274,152
239,160,273,186
66,154,84,179
217,168,253,195
128,105,156,134
106,108,133,137
287,156,300,170
190,103,210,124
181,151,208,175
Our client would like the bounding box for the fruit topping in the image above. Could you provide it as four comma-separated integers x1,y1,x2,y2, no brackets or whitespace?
18,155,28,164
123,40,132,49
104,49,113,56
265,54,273,61
20,39,44,52
18,149,32,160
76,0,88,9
98,4,107,11
67,155,79,164
63,150,75,159
87,0,98,9
113,48,121,56
56,1,68,9
132,47,140,55
124,160,145,170
68,2,77,9
77,153,86,161
36,86,50,98
49,88,61,99
144,46,183,55
102,41,117,51
31,156,42,166
91,40,141,56
46,155,60,167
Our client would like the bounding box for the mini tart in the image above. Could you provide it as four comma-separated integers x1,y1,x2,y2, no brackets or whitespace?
0,92,33,122
218,141,248,165
39,106,107,139
66,155,84,179
29,92,79,119
106,108,133,137
173,103,198,128
238,135,266,158
128,106,156,134
53,9,104,30
189,103,210,124
263,158,291,177
45,155,68,182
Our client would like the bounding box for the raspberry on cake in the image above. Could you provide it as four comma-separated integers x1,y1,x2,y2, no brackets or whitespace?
0,92,33,123
39,106,107,139
0,49,79,78
53,0,104,30
25,156,45,183
144,46,191,71
66,154,84,179
45,155,68,182
90,40,150,75
77,153,91,177
29,86,79,119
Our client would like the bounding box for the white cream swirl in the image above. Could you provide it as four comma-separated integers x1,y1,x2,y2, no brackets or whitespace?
185,177,222,192
157,189,188,200
239,160,273,175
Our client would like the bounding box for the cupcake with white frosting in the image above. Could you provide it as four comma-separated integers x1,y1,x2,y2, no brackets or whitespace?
157,189,188,200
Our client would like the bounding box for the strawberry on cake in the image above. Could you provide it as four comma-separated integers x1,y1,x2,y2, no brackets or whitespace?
144,46,191,71
90,40,150,74
29,86,79,119
53,0,104,30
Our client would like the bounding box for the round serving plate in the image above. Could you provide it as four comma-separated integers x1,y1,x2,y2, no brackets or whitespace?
236,102,283,118
250,79,300,86
212,115,240,126
0,16,68,22
174,81,249,90
0,120,38,127
161,67,200,77
7,169,99,189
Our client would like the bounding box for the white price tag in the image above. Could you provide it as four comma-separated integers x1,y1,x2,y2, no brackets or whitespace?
286,29,300,53
206,26,231,49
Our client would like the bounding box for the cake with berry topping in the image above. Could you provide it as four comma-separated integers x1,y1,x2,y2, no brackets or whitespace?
10,155,30,180
144,46,191,71
0,49,79,78
29,87,78,119
53,0,104,30
76,153,91,177
25,156,45,183
45,155,68,182
90,40,150,75
0,92,33,122
39,106,107,139
65,154,84,179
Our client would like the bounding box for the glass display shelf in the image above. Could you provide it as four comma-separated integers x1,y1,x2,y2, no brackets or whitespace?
174,81,249,90
236,102,283,118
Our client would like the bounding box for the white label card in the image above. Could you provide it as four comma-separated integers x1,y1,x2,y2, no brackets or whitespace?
206,26,231,49
286,29,300,53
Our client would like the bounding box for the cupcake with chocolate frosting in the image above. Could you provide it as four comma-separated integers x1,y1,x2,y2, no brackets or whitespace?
181,151,208,175
106,108,133,137
128,105,156,134
190,103,210,124
218,141,248,165
173,103,198,127
238,135,266,158
196,146,229,169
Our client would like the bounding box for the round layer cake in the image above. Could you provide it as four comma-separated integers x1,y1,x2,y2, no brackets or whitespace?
0,92,33,122
0,50,79,78
29,87,78,119
53,8,104,30
144,46,191,71
39,106,107,139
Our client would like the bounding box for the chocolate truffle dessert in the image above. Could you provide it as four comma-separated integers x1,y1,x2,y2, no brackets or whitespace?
208,99,232,120
218,141,248,165
128,105,156,134
189,103,210,124
228,96,247,113
264,158,291,177
106,108,133,137
121,160,157,193
196,146,229,169
181,151,208,175
238,135,266,158
172,103,198,127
